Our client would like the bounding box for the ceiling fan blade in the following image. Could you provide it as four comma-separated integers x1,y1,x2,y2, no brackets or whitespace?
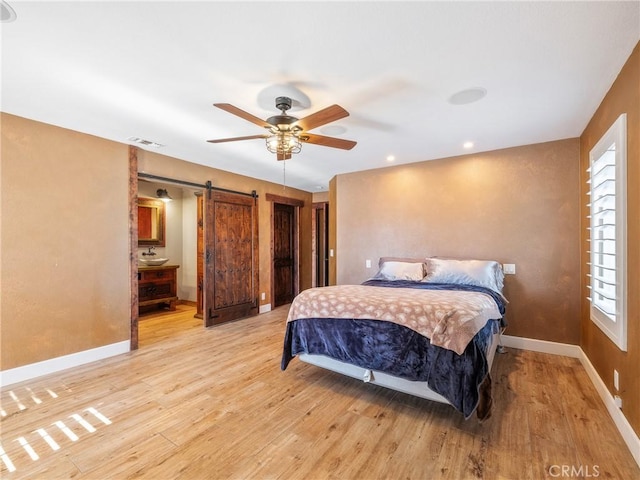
297,104,349,131
300,133,357,150
213,103,271,128
276,152,292,161
207,134,267,144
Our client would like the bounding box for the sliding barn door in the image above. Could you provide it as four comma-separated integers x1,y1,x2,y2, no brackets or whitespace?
203,190,259,326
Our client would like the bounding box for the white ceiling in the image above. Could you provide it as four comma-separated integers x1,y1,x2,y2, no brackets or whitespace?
2,1,639,192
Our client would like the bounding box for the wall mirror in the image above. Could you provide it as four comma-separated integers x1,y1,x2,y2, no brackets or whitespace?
138,197,166,247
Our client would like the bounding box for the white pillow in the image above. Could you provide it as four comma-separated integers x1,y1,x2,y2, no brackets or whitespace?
373,261,425,281
422,258,504,293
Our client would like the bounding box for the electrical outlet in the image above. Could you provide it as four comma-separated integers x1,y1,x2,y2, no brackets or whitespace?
614,395,623,409
614,369,619,391
330,249,334,257
503,263,516,275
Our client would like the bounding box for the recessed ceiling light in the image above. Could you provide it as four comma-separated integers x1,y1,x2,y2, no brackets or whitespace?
320,125,347,136
448,88,487,105
463,141,474,149
386,155,395,162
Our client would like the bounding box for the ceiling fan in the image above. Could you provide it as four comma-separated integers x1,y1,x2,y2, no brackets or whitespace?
207,96,357,160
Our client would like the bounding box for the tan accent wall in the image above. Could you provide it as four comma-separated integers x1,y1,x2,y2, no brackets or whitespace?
1,113,131,369
580,41,640,437
333,138,581,344
1,113,312,371
312,191,329,203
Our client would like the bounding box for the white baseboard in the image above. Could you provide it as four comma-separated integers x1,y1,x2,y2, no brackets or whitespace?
259,303,272,314
502,334,640,469
0,341,130,388
578,349,640,468
501,334,582,358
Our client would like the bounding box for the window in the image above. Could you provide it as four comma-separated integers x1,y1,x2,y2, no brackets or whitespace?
587,113,627,351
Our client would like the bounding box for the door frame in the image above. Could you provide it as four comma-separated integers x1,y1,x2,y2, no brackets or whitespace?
312,201,329,287
129,147,139,350
266,193,304,308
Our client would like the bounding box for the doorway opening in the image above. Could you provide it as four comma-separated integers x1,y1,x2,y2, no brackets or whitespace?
312,202,329,287
136,179,203,346
130,163,261,349
267,194,303,308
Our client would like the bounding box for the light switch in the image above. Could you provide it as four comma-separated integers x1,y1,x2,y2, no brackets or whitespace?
366,259,372,268
503,264,516,275
330,249,334,257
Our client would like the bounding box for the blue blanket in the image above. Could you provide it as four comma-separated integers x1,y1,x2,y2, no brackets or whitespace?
281,281,505,419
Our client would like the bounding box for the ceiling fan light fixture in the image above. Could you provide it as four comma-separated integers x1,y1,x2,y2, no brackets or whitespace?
266,131,302,156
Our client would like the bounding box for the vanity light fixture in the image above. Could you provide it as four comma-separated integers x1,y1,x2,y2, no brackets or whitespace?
156,189,172,202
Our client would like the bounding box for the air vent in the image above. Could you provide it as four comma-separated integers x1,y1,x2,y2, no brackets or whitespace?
127,136,165,148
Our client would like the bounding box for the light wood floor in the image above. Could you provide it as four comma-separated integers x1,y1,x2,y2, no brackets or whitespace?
1,305,638,479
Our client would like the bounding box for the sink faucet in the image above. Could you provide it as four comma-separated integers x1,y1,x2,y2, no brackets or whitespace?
142,246,157,257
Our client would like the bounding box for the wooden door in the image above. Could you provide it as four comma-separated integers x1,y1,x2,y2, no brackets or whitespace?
273,203,295,307
203,190,259,326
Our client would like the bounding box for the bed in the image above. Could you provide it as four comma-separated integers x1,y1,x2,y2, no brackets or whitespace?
281,257,507,420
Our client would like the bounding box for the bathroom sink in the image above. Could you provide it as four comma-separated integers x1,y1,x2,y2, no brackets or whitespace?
139,257,169,266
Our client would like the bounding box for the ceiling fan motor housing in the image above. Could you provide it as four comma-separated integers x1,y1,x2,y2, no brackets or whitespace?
267,97,299,129
275,96,292,112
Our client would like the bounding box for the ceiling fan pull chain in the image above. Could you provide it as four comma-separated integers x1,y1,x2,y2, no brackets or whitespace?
282,159,287,192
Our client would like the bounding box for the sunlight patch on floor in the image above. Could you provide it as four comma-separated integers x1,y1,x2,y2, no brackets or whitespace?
0,406,112,475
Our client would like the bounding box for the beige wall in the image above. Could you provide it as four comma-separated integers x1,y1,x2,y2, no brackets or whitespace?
580,42,639,437
1,113,313,371
332,138,581,344
312,191,329,203
1,113,131,369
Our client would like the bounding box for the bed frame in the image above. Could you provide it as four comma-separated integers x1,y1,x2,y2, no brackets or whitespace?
298,328,503,405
